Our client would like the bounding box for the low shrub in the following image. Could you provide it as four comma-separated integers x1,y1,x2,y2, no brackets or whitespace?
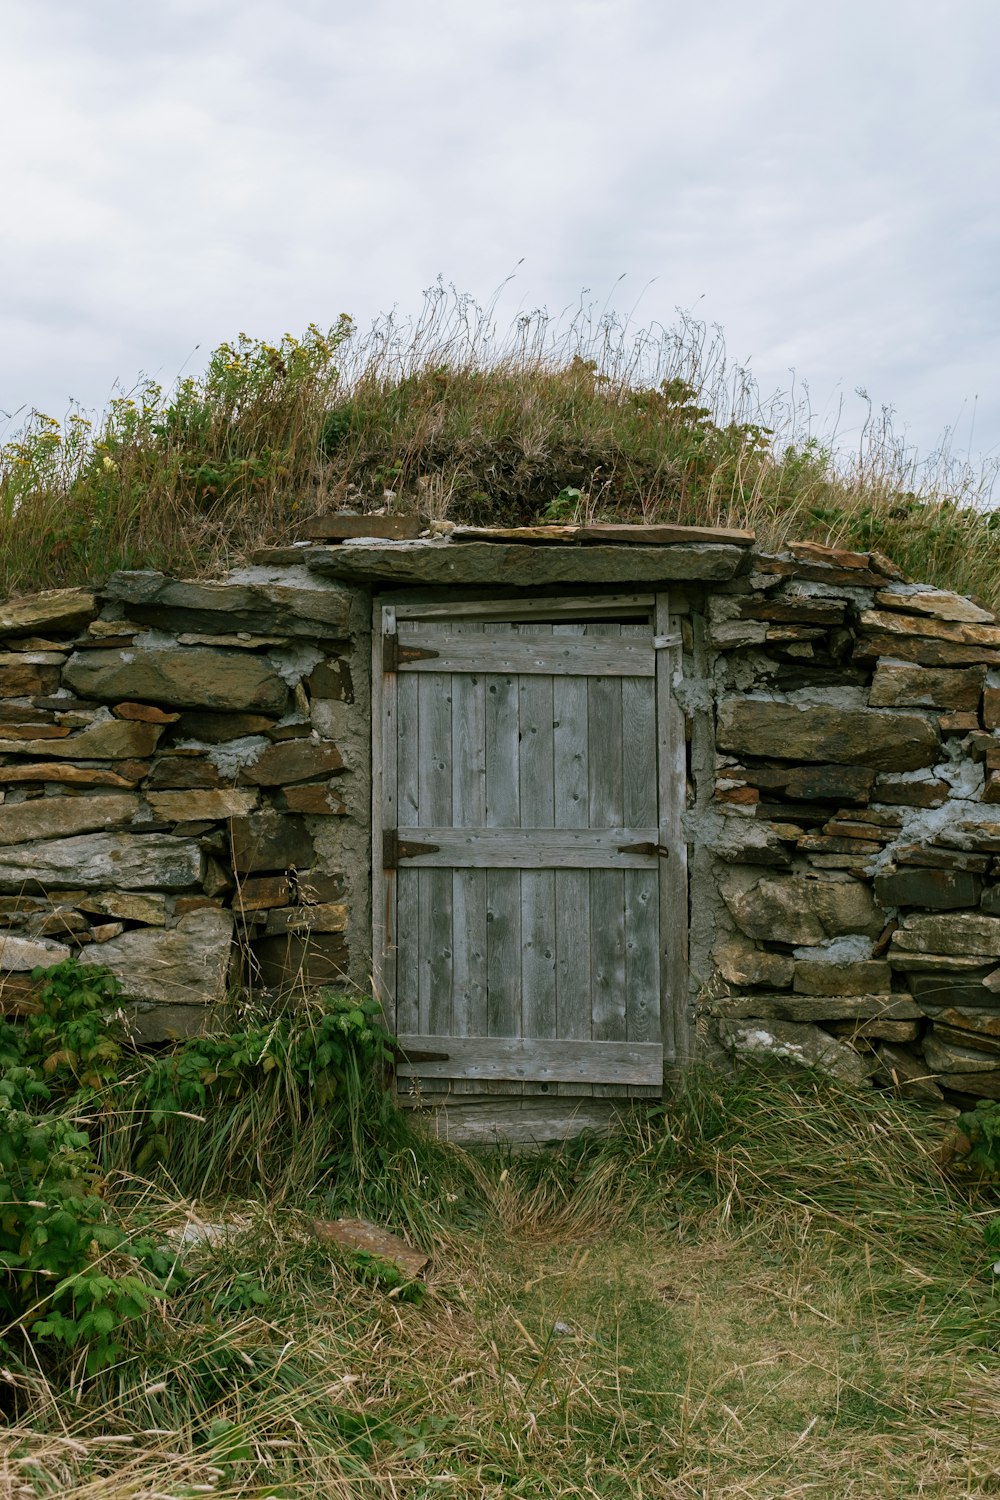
0,957,397,1382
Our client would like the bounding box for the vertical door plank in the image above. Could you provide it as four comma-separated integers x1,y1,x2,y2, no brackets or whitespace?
417,671,454,1038
394,666,420,1038
518,628,557,1096
620,621,659,1092
656,593,689,1064
450,623,488,1094
622,623,660,1061
372,603,396,1029
586,623,628,1098
552,625,593,1097
483,627,522,1091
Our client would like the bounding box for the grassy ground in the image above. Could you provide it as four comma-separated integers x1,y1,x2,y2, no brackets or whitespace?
4,1067,1000,1498
3,286,1000,605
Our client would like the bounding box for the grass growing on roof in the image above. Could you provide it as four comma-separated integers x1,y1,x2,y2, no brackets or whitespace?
5,1061,1000,1497
3,283,1000,605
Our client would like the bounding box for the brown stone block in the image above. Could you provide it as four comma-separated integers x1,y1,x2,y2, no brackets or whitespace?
876,1043,944,1101
860,609,1000,648
712,992,920,1021
251,932,349,991
717,699,939,771
263,902,347,935
0,722,71,740
746,764,875,805
799,835,882,856
173,896,224,916
895,844,990,872
282,783,348,815
983,687,1000,730
713,937,794,989
793,960,892,996
893,912,1000,958
940,711,980,733
230,810,314,874
147,789,259,822
714,784,760,805
875,867,982,910
233,875,291,912
829,1019,920,1042
0,589,96,637
147,756,223,790
873,588,995,624
721,871,883,945
307,659,354,702
757,556,888,587
174,710,277,743
870,662,986,712
0,719,162,760
873,775,949,808
738,597,847,625
0,974,42,1015
854,632,1000,668
240,740,345,786
0,661,61,697
113,702,181,723
63,647,289,714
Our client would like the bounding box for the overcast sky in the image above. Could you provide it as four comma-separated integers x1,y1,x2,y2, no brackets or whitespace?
2,0,998,476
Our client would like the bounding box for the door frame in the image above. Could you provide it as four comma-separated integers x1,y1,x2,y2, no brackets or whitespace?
370,589,690,1074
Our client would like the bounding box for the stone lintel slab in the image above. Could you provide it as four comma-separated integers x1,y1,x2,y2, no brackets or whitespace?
303,540,750,587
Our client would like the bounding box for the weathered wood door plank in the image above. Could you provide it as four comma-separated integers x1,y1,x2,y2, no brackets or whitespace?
397,634,655,676
390,827,663,867
396,1035,664,1085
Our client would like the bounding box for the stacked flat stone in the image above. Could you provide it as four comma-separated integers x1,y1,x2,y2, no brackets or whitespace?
706,540,1000,1104
0,571,367,1039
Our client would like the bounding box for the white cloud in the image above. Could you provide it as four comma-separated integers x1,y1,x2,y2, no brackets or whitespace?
1,0,998,472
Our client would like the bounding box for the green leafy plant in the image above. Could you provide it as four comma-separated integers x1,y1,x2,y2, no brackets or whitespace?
0,960,396,1379
954,1099,1000,1175
347,1248,426,1304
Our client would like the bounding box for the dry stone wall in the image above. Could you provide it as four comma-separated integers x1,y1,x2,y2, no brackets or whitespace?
0,568,371,1039
698,540,1000,1105
4,529,1000,1111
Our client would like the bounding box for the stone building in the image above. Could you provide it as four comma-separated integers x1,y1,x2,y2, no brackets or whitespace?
2,518,999,1140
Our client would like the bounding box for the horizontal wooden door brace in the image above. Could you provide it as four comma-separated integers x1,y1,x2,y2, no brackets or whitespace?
381,632,679,676
382,826,670,868
396,1035,664,1085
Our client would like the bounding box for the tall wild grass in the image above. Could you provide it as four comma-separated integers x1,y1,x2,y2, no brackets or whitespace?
3,284,999,603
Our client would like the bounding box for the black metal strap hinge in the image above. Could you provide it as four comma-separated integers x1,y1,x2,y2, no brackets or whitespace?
382,635,440,672
382,829,442,868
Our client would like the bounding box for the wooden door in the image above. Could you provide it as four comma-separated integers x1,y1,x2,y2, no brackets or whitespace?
373,593,686,1100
